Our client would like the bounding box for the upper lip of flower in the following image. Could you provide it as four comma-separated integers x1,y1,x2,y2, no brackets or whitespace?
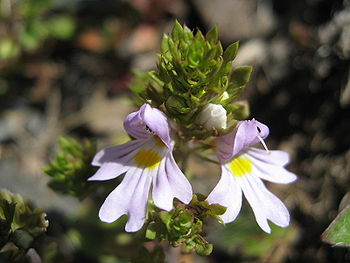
216,119,270,163
124,104,172,148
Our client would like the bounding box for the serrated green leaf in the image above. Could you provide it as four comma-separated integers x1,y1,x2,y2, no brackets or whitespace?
322,205,350,246
223,41,239,61
183,24,193,42
230,66,253,88
160,34,169,53
206,26,218,43
171,20,183,40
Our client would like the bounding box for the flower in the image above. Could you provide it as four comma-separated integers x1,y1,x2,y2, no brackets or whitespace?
89,104,193,232
207,119,297,233
197,103,227,130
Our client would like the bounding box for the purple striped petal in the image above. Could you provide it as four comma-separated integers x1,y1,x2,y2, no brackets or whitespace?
152,160,174,211
206,166,242,223
239,174,290,233
89,139,146,181
141,104,171,148
245,149,297,184
152,153,193,211
98,167,152,232
164,153,193,204
123,105,149,140
88,162,128,181
92,139,145,166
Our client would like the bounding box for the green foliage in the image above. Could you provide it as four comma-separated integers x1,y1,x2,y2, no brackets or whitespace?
130,21,252,139
130,246,165,263
145,194,226,256
0,38,20,60
209,209,296,259
0,0,75,61
0,189,48,261
322,205,350,247
44,137,97,199
34,199,138,263
47,16,76,40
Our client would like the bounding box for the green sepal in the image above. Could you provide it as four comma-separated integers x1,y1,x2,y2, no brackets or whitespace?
145,222,157,240
207,204,227,216
194,236,213,256
159,211,172,229
188,194,227,222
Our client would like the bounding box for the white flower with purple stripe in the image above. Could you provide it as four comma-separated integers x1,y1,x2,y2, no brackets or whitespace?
207,119,297,233
89,104,193,232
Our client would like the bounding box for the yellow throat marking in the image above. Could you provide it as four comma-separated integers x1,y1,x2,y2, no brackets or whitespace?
229,157,253,177
134,149,162,170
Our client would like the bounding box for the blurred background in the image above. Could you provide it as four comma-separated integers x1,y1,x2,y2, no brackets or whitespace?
0,0,350,262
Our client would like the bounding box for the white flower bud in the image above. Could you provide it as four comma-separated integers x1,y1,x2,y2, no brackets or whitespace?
197,103,227,130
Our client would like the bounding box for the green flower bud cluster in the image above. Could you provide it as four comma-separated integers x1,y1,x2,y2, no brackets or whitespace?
131,21,252,140
0,189,48,261
44,137,97,199
145,194,226,256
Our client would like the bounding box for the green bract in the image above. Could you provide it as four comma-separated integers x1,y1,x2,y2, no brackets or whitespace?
145,194,226,256
131,21,252,140
44,137,97,199
0,189,48,261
